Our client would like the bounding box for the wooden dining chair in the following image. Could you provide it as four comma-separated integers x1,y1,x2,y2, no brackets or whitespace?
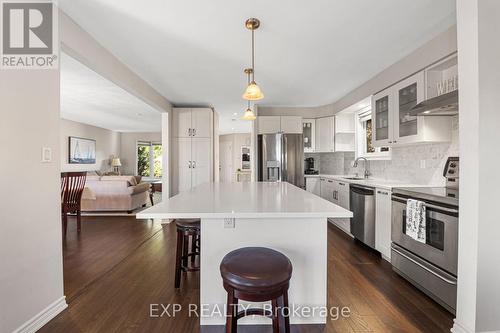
61,172,87,237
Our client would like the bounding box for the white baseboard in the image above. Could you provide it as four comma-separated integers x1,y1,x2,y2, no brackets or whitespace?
451,319,474,333
13,296,68,333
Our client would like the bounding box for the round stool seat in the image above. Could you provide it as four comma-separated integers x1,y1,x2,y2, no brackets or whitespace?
220,247,292,292
175,219,200,229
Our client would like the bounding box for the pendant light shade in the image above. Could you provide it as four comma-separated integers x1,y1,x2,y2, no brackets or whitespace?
241,107,257,120
242,81,264,100
241,68,257,120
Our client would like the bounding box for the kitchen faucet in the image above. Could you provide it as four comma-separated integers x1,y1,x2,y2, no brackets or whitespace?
353,157,370,179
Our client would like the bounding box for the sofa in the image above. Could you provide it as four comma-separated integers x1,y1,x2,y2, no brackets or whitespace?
81,175,150,212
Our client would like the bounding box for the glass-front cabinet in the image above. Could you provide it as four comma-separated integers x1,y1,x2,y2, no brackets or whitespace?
393,72,425,145
372,90,393,147
372,71,427,147
302,119,315,152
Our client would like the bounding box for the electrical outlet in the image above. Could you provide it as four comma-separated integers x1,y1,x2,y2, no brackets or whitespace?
224,218,235,229
420,160,426,169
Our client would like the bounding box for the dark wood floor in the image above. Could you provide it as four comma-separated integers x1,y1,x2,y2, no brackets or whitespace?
40,217,453,333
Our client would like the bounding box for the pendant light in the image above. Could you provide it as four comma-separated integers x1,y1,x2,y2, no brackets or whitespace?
241,68,257,120
242,18,264,101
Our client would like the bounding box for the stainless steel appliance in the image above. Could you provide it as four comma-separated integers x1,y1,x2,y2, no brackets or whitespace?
257,133,304,188
350,185,376,248
391,156,459,313
409,89,458,116
304,157,318,175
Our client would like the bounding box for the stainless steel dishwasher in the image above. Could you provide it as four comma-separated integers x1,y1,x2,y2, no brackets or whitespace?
350,184,376,249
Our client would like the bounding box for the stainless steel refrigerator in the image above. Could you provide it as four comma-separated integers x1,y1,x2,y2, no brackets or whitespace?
257,133,304,188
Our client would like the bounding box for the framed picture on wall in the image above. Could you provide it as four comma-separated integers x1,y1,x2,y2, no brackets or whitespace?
69,136,96,164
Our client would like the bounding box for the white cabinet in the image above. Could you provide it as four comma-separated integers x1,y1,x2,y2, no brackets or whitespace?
320,178,334,202
191,108,212,138
372,71,451,147
331,180,351,234
257,116,281,134
334,113,355,152
280,116,303,133
302,119,315,152
258,116,302,134
173,107,213,138
315,117,335,152
172,108,214,195
191,137,212,188
173,108,193,138
375,188,392,261
305,177,320,196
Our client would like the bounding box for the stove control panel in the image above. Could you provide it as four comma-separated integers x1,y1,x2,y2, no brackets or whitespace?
444,157,459,189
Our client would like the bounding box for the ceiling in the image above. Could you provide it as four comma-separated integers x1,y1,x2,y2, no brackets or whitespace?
59,0,456,134
61,53,162,132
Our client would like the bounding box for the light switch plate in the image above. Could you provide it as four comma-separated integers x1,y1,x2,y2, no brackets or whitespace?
42,147,52,163
420,160,426,169
224,218,235,229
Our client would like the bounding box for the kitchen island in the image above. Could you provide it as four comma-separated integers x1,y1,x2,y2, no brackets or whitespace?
137,182,352,327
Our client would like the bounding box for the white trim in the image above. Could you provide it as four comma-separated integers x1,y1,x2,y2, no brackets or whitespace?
451,319,473,333
13,296,67,333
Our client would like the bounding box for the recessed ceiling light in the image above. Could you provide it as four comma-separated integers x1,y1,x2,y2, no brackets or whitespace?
423,110,431,114
233,113,238,116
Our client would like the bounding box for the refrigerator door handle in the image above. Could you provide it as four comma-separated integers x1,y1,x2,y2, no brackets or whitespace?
281,134,287,182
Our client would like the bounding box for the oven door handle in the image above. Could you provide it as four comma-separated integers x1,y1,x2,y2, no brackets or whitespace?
392,194,459,214
392,247,457,285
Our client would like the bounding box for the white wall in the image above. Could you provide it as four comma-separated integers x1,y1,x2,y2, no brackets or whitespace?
0,68,65,331
219,133,251,182
454,1,500,332
119,132,161,175
60,119,121,173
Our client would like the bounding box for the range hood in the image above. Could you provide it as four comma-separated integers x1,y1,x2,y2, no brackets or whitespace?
409,90,458,116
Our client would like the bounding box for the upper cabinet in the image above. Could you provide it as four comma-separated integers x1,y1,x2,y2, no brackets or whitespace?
258,116,302,134
334,113,355,152
393,72,425,145
280,116,303,133
315,116,335,152
302,119,315,152
257,116,281,134
173,108,213,138
372,71,451,147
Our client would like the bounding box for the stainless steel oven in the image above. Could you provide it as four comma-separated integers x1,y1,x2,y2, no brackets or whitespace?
390,156,459,314
391,195,458,275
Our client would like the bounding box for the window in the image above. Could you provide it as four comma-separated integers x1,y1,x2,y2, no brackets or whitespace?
137,141,162,179
356,108,391,159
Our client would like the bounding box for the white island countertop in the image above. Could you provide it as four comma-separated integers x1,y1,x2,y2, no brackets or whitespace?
137,181,352,219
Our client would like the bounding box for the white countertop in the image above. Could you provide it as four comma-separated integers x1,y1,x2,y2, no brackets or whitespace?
137,182,353,219
304,174,437,190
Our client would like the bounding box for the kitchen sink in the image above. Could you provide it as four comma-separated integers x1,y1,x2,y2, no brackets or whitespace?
343,177,366,180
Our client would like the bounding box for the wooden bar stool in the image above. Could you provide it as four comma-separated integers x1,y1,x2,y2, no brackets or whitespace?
174,219,201,288
220,247,292,333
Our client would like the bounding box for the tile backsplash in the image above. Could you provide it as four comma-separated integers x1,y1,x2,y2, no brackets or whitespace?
305,116,459,186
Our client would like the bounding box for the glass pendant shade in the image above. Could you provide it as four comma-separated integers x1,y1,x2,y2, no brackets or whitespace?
241,107,257,121
242,81,264,101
